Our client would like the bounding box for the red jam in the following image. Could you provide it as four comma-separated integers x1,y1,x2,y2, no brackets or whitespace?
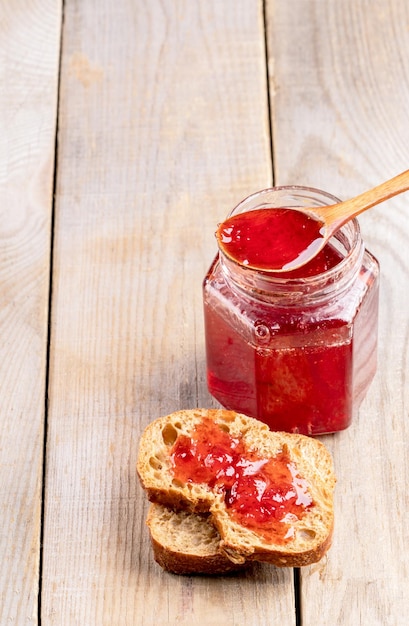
170,418,313,543
217,207,324,271
203,197,380,435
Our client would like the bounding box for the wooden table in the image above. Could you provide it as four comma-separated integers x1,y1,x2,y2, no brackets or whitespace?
1,1,408,624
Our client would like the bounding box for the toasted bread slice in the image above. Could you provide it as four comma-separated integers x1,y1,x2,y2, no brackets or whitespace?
146,503,248,575
137,409,336,567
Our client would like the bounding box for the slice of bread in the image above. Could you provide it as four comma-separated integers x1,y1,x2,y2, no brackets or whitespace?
137,408,336,568
147,503,249,575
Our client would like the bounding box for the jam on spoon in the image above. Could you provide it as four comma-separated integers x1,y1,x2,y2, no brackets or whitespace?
217,168,409,272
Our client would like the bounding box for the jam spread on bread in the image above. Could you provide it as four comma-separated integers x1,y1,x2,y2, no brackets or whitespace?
170,418,313,543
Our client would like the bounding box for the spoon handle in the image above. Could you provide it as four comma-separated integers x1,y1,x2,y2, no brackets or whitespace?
321,168,409,232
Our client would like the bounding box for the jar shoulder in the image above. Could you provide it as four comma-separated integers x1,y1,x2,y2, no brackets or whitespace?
203,252,379,328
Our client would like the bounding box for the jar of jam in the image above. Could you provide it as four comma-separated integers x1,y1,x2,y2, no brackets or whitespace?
203,187,380,435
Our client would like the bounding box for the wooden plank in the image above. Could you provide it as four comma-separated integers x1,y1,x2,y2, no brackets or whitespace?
41,1,297,624
0,1,61,623
267,0,409,624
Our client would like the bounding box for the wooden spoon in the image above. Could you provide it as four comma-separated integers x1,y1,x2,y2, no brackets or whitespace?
218,169,409,272
280,168,409,271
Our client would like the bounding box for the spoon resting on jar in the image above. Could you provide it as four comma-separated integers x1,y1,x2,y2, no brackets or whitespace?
217,168,409,272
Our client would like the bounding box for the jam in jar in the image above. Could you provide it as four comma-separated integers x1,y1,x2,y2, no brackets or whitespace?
203,187,380,435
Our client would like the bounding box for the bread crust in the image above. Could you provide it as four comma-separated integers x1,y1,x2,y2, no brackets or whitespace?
147,504,248,575
138,409,336,570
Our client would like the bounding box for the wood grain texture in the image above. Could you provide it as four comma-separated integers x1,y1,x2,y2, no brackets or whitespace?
0,1,61,623
267,1,409,624
41,1,297,624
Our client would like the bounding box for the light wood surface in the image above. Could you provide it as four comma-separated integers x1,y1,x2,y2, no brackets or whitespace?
1,1,408,624
0,1,61,622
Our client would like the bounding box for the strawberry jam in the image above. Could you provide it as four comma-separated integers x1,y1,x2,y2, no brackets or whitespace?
170,417,313,543
203,188,380,435
217,207,324,271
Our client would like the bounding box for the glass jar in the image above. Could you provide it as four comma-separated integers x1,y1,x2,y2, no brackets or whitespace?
202,187,380,435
